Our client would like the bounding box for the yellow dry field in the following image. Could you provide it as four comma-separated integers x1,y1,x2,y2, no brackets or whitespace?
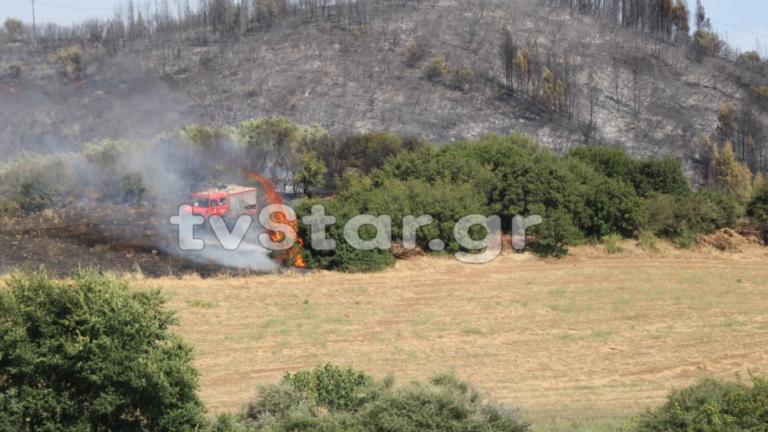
138,243,768,429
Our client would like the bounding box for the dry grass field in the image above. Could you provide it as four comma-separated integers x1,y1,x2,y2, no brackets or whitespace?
136,242,768,430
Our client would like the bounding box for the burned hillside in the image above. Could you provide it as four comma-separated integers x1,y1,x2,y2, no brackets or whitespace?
1,0,767,183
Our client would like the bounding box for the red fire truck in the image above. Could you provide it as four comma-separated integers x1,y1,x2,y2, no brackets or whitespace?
188,185,259,220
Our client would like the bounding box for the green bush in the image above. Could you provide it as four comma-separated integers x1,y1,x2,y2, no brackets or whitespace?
747,185,768,238
344,177,490,253
693,30,721,57
569,146,637,181
740,51,762,64
339,131,405,175
634,157,690,197
120,173,147,204
296,197,396,273
0,271,207,431
55,45,87,81
16,177,61,212
240,366,530,432
637,231,660,252
631,378,768,431
294,151,327,196
424,56,448,82
282,364,373,412
644,189,743,239
603,234,624,254
529,209,583,257
754,87,768,111
569,147,690,198
237,117,330,188
0,153,78,213
451,66,474,91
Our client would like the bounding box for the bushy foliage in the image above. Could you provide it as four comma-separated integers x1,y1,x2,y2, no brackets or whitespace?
740,51,762,64
55,45,87,81
339,131,405,175
631,378,768,431
0,153,79,212
120,173,147,204
294,151,327,196
569,146,689,197
708,141,754,203
3,17,23,41
296,194,396,273
405,41,426,68
237,117,330,191
747,185,768,238
603,233,624,254
637,231,660,252
281,364,374,412
0,271,207,431
451,66,474,91
310,134,648,261
644,189,743,240
239,365,530,432
424,56,448,82
634,158,690,197
693,29,721,58
753,87,768,111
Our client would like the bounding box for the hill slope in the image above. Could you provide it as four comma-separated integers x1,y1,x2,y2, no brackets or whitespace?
1,0,766,182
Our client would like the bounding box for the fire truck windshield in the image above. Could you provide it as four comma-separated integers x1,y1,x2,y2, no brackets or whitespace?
192,198,211,208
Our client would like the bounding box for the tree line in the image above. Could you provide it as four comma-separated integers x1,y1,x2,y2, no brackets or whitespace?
5,0,425,51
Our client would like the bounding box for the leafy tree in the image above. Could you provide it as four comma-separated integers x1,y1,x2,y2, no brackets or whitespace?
237,118,331,191
634,157,690,197
569,146,638,183
709,141,754,203
747,185,768,238
0,271,207,431
569,146,689,198
339,131,404,174
3,17,23,41
294,151,327,197
693,29,721,58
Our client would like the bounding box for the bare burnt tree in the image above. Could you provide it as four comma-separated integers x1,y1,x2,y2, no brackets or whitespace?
541,0,691,44
500,28,518,96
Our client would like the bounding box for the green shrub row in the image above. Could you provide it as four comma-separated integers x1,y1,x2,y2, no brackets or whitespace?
297,134,751,270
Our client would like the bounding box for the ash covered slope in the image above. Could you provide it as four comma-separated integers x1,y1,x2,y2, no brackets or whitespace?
1,0,765,181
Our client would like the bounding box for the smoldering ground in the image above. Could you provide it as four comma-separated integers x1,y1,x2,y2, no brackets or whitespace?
0,59,283,275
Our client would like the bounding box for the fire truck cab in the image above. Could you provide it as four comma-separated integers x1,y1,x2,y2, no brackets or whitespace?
189,185,259,220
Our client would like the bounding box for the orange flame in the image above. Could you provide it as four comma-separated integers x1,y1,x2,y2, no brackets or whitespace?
243,171,307,269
